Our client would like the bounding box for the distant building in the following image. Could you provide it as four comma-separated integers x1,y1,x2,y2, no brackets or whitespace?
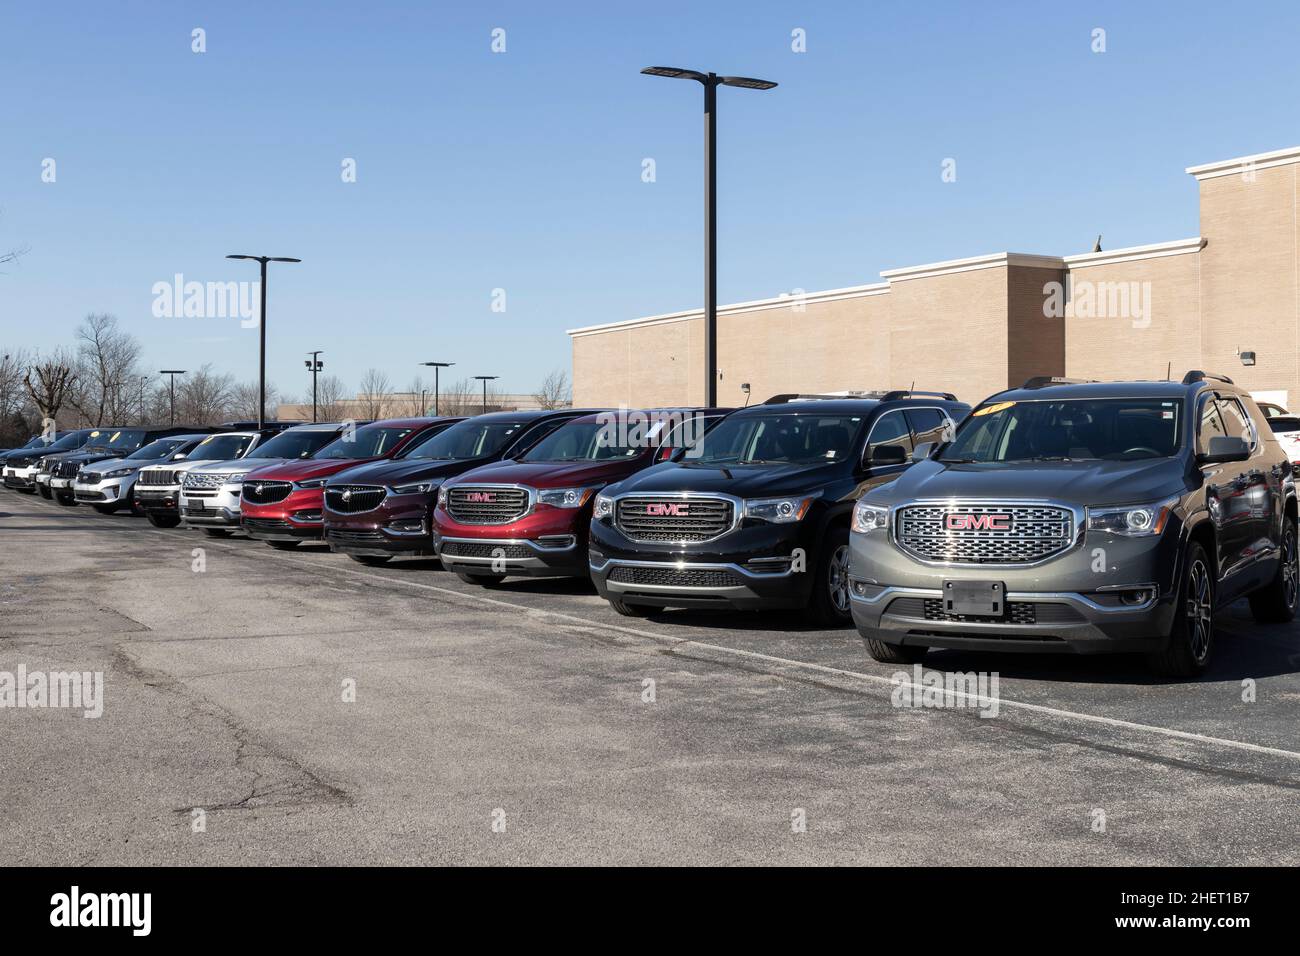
569,144,1300,411
276,390,563,422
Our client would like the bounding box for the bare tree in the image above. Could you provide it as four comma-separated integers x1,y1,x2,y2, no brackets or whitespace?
174,364,235,425
69,313,143,425
534,368,572,410
315,375,349,421
227,380,281,422
358,368,392,419
1,211,28,271
23,351,78,427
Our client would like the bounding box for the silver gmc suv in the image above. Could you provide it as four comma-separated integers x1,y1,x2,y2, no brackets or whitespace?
849,373,1298,676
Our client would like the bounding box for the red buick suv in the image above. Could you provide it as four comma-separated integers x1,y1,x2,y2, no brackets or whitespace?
433,408,730,585
240,417,458,549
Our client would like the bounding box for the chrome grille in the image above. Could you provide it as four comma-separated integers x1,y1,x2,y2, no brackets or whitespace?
53,460,82,478
615,496,734,542
325,485,387,514
183,472,229,490
446,486,530,524
138,469,177,486
895,503,1074,564
241,480,293,505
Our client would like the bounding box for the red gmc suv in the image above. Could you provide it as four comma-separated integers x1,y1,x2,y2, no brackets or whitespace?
239,417,458,549
433,408,729,585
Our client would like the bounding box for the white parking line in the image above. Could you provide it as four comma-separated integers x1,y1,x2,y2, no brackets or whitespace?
251,548,1300,765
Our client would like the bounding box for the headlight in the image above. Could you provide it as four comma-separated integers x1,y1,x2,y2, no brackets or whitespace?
593,494,614,519
102,468,134,479
743,496,814,523
538,487,595,508
392,479,440,495
852,500,890,533
295,478,327,489
222,472,247,485
1087,499,1175,537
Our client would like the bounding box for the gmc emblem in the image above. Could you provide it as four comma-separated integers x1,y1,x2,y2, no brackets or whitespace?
945,513,1012,532
646,502,688,517
465,491,496,503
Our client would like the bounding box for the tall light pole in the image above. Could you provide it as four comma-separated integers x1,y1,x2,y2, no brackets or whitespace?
641,66,777,406
226,254,301,428
137,375,150,424
474,375,498,415
305,351,324,423
419,389,427,414
160,370,186,426
420,362,454,416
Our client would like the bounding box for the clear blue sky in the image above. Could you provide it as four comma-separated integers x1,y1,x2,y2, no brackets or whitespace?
2,0,1298,399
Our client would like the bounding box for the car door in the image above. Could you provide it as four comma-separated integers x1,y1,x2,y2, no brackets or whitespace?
859,409,914,491
1219,395,1279,571
1198,394,1255,592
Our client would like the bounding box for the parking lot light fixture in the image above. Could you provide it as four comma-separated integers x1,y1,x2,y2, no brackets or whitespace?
641,65,777,406
159,370,186,426
420,362,455,416
226,254,302,429
474,375,498,415
305,351,324,422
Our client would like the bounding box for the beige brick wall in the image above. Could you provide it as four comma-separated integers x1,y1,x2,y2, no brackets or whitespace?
1063,254,1202,383
1007,264,1067,392
1198,164,1299,404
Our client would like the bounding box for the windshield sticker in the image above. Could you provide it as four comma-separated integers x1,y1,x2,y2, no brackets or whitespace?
109,432,121,442
972,401,1016,417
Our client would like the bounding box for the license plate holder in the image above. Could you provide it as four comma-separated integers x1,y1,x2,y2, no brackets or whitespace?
943,580,1004,617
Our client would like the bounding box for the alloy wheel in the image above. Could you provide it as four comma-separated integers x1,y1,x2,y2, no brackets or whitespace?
828,544,851,613
1185,559,1213,661
1284,524,1298,610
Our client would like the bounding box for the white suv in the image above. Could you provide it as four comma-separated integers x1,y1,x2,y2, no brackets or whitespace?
136,430,274,527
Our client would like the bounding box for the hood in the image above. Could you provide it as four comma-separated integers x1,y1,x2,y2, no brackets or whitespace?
141,457,217,475
323,455,494,488
448,457,650,490
239,457,380,483
869,457,1189,508
81,457,135,475
185,457,291,477
607,459,847,499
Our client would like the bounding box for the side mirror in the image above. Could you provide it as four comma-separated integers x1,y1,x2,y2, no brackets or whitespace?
173,452,187,460
911,441,936,463
657,446,676,462
1197,435,1250,465
869,444,908,466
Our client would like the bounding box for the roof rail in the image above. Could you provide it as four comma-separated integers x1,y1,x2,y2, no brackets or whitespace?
1181,370,1235,386
1021,376,1097,389
762,392,884,405
880,389,958,402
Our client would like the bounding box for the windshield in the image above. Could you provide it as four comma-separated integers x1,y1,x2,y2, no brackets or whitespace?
942,398,1183,462
689,413,865,465
191,433,258,461
313,426,415,460
84,429,147,453
522,421,646,462
243,429,339,461
402,420,526,461
1267,416,1300,434
40,431,90,452
126,438,188,461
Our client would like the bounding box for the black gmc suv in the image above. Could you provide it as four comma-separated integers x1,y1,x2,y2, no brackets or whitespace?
588,391,971,625
849,373,1297,676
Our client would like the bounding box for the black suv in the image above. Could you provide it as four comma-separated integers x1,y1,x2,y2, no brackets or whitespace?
849,373,1298,676
589,391,971,625
45,426,207,505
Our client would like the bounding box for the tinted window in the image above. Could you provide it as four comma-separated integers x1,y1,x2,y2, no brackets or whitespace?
691,413,864,465
944,398,1182,462
1267,416,1300,433
191,433,258,461
1216,398,1253,447
403,420,528,461
244,429,339,460
86,429,147,452
905,408,951,447
866,411,914,458
314,426,416,460
523,421,643,462
126,438,189,461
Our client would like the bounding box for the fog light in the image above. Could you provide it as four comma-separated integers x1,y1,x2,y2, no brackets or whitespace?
293,510,322,522
852,581,867,596
1120,589,1152,606
389,519,424,533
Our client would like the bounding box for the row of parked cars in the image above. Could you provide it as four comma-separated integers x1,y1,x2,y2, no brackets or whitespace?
5,370,1299,677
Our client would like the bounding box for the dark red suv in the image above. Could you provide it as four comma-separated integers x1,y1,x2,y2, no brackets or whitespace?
321,409,593,564
239,417,458,549
433,408,729,585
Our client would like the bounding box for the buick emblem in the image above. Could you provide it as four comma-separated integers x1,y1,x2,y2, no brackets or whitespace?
342,489,352,502
254,483,264,495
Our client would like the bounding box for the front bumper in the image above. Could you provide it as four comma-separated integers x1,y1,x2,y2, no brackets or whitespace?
324,491,437,557
3,465,37,489
73,477,132,504
179,486,243,527
135,486,181,514
49,476,74,491
587,518,815,610
436,534,585,577
848,524,1182,654
241,489,324,541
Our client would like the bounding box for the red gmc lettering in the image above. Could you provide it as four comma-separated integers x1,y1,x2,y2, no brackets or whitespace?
945,513,1012,532
466,492,496,503
646,503,688,517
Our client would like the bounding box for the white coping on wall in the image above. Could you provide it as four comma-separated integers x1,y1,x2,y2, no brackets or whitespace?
1062,237,1207,269
1186,146,1300,181
878,251,1065,282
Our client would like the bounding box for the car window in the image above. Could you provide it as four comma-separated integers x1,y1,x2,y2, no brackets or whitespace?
865,410,913,460
1216,398,1254,448
1198,399,1227,453
905,408,950,447
1267,416,1300,434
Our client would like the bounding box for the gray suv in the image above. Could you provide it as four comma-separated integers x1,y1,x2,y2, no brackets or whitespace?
849,373,1298,676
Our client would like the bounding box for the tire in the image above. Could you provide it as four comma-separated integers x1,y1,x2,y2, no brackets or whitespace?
1249,514,1299,623
37,485,52,499
805,524,853,627
92,504,120,515
15,486,35,495
863,636,929,663
609,598,654,617
349,554,391,566
1148,541,1214,677
54,491,76,506
203,528,233,538
147,513,181,528
455,571,505,586
267,540,301,550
